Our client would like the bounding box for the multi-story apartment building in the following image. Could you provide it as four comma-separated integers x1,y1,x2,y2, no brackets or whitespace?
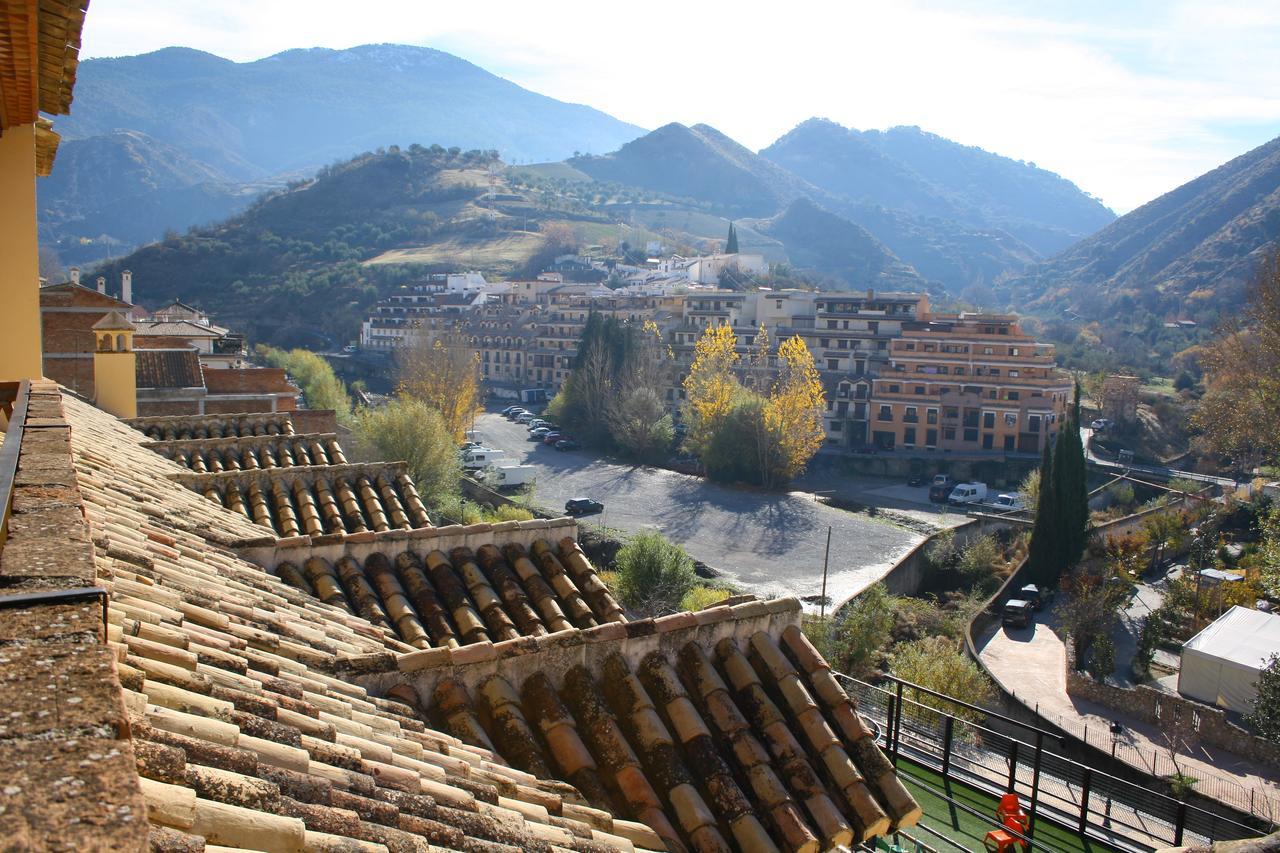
866,313,1070,455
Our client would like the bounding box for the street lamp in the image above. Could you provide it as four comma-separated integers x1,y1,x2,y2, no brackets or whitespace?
1107,720,1124,822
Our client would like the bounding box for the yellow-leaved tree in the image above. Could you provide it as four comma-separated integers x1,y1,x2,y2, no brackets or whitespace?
682,324,740,456
765,335,826,483
397,329,482,441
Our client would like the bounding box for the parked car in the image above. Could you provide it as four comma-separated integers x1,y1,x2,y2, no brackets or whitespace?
948,482,989,505
564,497,604,517
1091,418,1112,430
506,408,527,420
529,427,551,440
459,440,483,452
555,439,580,451
341,345,357,354
542,432,564,445
1019,584,1045,611
928,474,956,503
515,412,535,424
501,405,521,417
907,473,926,487
1002,599,1033,629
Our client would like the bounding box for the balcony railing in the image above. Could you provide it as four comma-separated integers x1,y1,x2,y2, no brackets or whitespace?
0,380,30,549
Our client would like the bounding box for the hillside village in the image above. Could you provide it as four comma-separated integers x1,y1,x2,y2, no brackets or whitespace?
5,4,1280,853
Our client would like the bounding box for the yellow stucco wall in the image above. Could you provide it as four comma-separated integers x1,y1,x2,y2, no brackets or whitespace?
0,125,44,382
93,350,138,418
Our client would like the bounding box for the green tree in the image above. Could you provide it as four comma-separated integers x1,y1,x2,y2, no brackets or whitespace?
351,397,461,508
259,346,352,416
891,636,993,725
1245,654,1280,744
725,222,739,254
803,583,896,678
614,531,697,617
1260,505,1280,599
1027,438,1060,584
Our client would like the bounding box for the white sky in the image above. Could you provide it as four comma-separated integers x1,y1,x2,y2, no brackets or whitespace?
80,0,1280,214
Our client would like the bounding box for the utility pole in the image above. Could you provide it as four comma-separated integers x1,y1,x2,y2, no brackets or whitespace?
819,526,832,621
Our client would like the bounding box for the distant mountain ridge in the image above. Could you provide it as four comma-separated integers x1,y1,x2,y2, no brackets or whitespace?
61,45,646,177
1007,133,1280,324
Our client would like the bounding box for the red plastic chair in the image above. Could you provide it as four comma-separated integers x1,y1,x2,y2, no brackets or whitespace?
997,793,1029,834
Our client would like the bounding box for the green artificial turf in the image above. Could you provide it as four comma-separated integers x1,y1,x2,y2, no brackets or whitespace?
893,757,1118,853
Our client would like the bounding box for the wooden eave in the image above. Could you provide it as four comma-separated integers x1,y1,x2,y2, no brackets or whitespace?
0,0,88,169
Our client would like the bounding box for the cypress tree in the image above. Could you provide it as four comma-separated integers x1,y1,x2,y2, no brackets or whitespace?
726,222,739,254
1027,437,1058,585
1063,383,1090,563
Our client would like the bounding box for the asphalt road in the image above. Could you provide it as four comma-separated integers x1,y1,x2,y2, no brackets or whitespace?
473,411,923,608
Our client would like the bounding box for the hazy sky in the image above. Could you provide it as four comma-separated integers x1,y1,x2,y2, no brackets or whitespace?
80,1,1280,214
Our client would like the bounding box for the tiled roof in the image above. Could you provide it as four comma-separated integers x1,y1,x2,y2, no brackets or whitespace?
146,433,349,473
11,389,921,852
60,393,665,853
129,413,296,441
136,348,205,390
203,367,296,396
176,463,433,537
271,536,625,650
135,320,230,338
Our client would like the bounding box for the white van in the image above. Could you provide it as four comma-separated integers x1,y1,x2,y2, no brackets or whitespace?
491,465,535,489
948,482,988,505
461,448,505,471
989,493,1026,512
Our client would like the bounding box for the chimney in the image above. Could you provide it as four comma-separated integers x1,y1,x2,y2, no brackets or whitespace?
866,288,875,299
96,276,106,294
121,270,133,305
69,266,80,286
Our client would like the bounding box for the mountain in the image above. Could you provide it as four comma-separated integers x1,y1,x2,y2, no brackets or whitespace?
58,45,645,179
753,198,925,291
568,122,1044,291
38,131,278,264
1008,133,1280,325
568,123,810,217
762,118,1115,256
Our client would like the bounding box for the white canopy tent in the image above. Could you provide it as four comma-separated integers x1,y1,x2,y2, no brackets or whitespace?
1178,606,1280,713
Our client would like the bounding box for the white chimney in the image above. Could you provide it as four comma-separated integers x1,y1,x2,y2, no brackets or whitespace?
96,276,106,294
69,266,80,286
122,270,132,305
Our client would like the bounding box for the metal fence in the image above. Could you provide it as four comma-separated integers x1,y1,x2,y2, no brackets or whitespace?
842,674,1272,851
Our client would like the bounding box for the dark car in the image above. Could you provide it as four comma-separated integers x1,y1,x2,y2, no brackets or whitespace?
564,497,604,517
555,439,580,451
1002,599,1033,629
500,405,521,416
928,483,955,503
505,408,527,420
1020,584,1045,611
908,473,926,487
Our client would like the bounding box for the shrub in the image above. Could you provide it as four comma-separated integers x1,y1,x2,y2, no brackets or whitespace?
352,398,460,507
957,535,1002,592
681,585,730,612
614,531,697,617
891,636,993,725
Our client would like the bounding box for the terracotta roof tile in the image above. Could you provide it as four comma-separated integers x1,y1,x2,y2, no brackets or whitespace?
137,348,205,389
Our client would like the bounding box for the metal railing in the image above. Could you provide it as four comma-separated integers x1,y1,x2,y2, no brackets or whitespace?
841,673,1272,851
0,380,31,548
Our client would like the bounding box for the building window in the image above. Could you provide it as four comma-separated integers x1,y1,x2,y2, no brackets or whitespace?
1004,435,1015,450
984,347,994,355
904,407,919,423
877,405,893,421
1005,413,1017,427
944,427,957,441
831,420,843,431
983,433,994,449
927,409,938,424
915,386,926,395
1008,391,1020,401
964,428,978,442
954,367,965,375
1028,415,1041,433
904,428,916,446
925,429,937,447
983,412,996,429
1009,369,1020,378
888,384,900,393
1011,347,1020,356
827,359,839,371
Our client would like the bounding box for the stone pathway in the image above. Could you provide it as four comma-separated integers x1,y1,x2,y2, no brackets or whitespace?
977,611,1280,823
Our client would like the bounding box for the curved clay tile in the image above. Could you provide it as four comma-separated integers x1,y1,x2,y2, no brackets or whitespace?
638,653,777,852
780,625,922,829
714,637,858,846
474,545,545,637
431,679,498,754
600,653,732,852
333,478,368,534
392,551,458,647
312,478,344,534
521,671,616,813
374,475,410,529
477,675,554,780
363,552,431,648
561,665,682,852
291,480,324,537
394,474,431,528
501,544,572,633
747,631,888,839
274,561,314,597
309,439,329,466
524,542,596,629
447,547,518,642
275,442,294,467
553,538,626,624
223,484,248,519
356,476,390,532
189,452,207,474
675,643,821,853
423,550,489,645
206,452,224,473
245,481,274,530
270,481,300,538
326,438,347,465
222,449,241,472
334,555,390,627
302,556,352,613
241,447,259,471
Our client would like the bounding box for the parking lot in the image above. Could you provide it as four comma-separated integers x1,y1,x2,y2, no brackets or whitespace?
471,410,924,607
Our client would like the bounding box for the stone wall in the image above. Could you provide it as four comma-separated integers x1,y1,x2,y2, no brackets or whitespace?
0,381,148,849
875,515,1021,598
289,408,338,434
1065,657,1280,769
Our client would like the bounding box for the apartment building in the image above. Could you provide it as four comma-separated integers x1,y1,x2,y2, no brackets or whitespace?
867,313,1070,455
